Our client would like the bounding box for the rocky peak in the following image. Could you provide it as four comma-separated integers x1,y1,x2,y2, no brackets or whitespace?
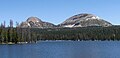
27,17,42,23
20,17,55,28
19,13,113,28
59,13,112,27
72,13,100,20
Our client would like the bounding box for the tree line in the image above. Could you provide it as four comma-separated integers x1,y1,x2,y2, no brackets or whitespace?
0,20,37,44
32,26,120,41
0,20,120,44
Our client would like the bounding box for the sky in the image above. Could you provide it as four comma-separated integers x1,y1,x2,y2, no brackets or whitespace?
0,0,120,26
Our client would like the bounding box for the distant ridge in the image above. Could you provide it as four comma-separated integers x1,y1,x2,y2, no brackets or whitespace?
19,13,112,28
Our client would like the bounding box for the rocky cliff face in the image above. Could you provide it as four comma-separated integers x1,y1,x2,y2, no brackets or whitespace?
59,13,112,27
20,17,55,28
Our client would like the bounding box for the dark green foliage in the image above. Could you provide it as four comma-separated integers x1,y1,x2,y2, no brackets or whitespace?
0,26,120,44
30,26,120,41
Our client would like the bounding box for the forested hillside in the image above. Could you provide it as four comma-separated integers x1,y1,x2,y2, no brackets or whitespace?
0,26,120,44
32,26,120,41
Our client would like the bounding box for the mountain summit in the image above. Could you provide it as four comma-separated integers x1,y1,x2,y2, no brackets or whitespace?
20,17,55,28
19,13,112,28
59,13,112,27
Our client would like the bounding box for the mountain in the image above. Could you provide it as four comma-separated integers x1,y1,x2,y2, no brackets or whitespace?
59,13,112,27
19,13,113,28
20,17,55,28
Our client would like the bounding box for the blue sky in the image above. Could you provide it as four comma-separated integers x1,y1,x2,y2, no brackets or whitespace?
0,0,120,26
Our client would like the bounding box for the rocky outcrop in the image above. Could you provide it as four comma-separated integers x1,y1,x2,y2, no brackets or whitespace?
20,17,55,28
59,13,112,27
19,13,113,28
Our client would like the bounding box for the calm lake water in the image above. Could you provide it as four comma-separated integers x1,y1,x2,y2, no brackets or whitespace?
0,41,120,58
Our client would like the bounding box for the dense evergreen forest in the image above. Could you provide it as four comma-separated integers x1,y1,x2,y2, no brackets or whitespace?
31,26,120,41
0,25,120,44
0,20,120,44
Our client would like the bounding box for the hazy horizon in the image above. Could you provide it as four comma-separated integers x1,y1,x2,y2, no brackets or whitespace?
0,0,120,26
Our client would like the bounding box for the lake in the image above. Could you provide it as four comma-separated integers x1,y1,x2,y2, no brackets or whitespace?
0,41,120,58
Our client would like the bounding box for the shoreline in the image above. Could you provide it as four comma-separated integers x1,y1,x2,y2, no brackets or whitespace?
0,40,120,45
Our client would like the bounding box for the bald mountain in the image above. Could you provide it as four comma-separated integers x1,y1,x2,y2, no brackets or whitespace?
20,17,55,28
19,13,112,28
59,13,112,27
